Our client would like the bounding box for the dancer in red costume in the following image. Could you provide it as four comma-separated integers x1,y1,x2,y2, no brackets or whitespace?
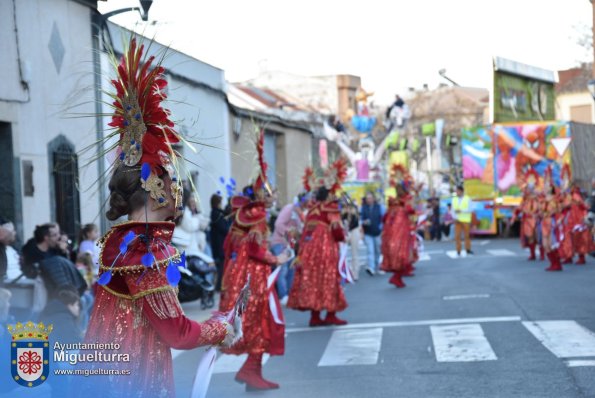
541,168,563,272
288,159,349,327
568,183,593,265
380,165,417,288
513,169,541,261
218,130,290,392
83,38,240,398
557,165,575,264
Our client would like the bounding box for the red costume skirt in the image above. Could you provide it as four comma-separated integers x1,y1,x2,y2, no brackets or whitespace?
219,242,284,356
287,224,347,312
381,210,415,272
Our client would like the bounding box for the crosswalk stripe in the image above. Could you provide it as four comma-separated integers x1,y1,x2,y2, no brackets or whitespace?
318,328,383,366
443,294,490,301
430,323,497,362
522,321,595,358
565,360,595,367
418,253,431,261
213,353,270,374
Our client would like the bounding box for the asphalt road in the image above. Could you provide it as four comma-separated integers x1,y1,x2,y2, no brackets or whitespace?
174,238,595,398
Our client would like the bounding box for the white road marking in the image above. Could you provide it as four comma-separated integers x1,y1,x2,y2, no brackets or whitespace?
318,328,383,366
418,253,431,261
431,323,497,362
425,250,445,254
212,353,270,374
565,360,595,367
523,321,595,358
443,294,491,301
286,316,522,334
480,240,491,246
486,249,516,256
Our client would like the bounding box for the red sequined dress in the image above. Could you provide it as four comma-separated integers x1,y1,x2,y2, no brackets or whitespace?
568,188,593,256
519,192,539,246
83,221,228,398
219,202,285,356
287,200,347,312
557,191,574,260
380,195,416,272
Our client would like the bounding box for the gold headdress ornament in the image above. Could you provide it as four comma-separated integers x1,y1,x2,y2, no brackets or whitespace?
106,37,185,213
301,158,348,195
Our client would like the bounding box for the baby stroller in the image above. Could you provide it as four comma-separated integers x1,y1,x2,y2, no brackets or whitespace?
185,254,216,309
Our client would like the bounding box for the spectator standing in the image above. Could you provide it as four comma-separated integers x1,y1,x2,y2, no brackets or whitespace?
209,193,230,292
0,217,20,283
78,223,100,276
430,198,442,241
342,203,362,280
442,203,455,241
452,185,474,256
361,192,384,276
270,194,306,305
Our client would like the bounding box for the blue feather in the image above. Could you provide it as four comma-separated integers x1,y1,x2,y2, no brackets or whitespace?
230,178,237,186
123,231,136,245
141,252,155,267
219,176,225,184
166,261,181,286
179,251,186,268
141,163,151,182
119,242,128,255
97,271,112,286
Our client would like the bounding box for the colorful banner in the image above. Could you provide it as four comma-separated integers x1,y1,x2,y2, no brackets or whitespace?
462,122,572,199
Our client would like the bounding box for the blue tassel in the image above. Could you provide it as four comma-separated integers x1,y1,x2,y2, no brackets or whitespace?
141,163,151,182
219,176,225,184
97,271,112,286
230,178,237,187
119,152,125,160
166,261,181,286
179,251,186,268
141,252,155,267
246,187,254,196
119,242,128,255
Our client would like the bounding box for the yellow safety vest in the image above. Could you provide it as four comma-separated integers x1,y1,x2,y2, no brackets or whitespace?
452,195,472,223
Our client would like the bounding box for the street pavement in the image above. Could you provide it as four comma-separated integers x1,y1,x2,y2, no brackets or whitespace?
174,238,595,398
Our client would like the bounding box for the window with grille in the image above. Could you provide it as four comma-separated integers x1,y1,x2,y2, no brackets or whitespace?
49,136,80,240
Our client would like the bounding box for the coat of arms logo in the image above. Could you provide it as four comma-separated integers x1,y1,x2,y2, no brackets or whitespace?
7,321,53,388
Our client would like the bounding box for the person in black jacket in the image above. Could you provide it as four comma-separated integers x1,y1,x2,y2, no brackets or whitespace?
209,193,230,292
39,288,82,343
361,192,384,276
21,223,61,279
39,255,87,300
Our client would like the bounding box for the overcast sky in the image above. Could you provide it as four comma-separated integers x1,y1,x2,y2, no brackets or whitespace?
99,0,593,105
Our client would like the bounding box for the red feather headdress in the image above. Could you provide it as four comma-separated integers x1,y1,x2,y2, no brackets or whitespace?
107,38,183,211
560,164,571,190
302,167,316,193
301,157,349,195
389,164,412,189
520,168,540,191
250,128,272,198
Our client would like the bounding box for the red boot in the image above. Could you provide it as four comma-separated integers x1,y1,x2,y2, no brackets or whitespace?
562,257,573,265
324,312,348,326
539,246,545,261
309,310,325,327
389,272,406,288
235,353,279,391
527,243,536,261
545,250,563,272
576,254,586,265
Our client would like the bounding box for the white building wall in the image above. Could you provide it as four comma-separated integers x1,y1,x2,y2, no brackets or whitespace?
555,91,595,123
0,0,98,241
